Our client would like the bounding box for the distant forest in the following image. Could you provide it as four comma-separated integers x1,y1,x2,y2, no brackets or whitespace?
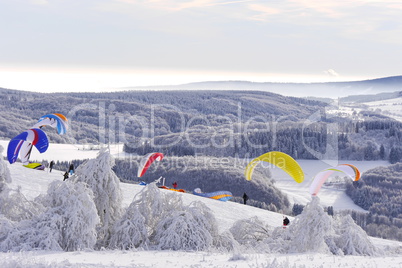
2,87,402,162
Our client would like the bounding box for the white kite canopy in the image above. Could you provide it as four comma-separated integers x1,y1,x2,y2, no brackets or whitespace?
137,152,164,177
309,164,361,196
32,113,69,135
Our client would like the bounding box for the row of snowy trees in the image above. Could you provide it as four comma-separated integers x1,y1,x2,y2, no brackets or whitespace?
0,147,385,255
123,119,402,162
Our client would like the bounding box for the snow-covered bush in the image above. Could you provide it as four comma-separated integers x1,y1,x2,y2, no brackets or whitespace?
111,183,222,251
0,181,99,252
230,216,272,249
334,214,379,256
267,197,380,256
71,148,122,248
213,230,240,253
134,183,183,233
0,215,15,246
0,145,11,193
109,201,148,250
154,201,218,251
287,196,334,254
0,187,42,221
110,183,184,250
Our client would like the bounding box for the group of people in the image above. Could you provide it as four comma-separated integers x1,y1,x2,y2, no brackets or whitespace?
63,163,74,181
48,160,74,181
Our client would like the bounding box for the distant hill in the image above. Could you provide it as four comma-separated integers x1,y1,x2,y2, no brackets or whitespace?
0,88,326,145
120,75,402,98
340,91,402,103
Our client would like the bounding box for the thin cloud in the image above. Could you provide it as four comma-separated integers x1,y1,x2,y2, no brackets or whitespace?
324,69,340,77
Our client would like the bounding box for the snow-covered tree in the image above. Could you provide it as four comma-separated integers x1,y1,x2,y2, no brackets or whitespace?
112,183,222,251
109,201,148,250
154,201,218,251
110,183,183,250
287,196,334,254
334,214,379,256
0,186,41,221
230,216,272,248
0,145,11,193
0,146,38,222
133,183,183,233
213,230,239,253
71,148,123,248
0,181,99,252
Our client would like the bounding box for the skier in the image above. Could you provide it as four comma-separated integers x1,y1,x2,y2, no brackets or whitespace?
63,171,69,181
172,181,178,189
49,160,54,173
69,163,74,175
243,192,249,205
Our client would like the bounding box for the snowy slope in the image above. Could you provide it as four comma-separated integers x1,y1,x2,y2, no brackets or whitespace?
1,143,402,267
2,159,402,267
361,97,402,122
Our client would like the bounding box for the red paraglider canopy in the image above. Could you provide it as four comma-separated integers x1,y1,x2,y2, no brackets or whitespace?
137,152,164,177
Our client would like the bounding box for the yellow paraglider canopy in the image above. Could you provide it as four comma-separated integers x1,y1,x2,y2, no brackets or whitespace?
245,151,304,183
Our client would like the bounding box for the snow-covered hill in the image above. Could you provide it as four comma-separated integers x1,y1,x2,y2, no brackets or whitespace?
1,145,402,267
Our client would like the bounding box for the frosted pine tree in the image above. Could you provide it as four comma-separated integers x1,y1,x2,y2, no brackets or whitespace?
71,148,123,248
0,181,99,252
334,214,379,256
287,196,333,254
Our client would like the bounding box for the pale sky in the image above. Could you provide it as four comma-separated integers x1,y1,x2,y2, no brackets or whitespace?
0,0,401,92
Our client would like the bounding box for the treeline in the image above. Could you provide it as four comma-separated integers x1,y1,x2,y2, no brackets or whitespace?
123,118,402,161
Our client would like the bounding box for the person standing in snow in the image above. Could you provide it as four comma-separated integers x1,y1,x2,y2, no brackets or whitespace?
283,217,290,226
63,171,69,181
172,181,178,189
49,160,54,173
69,163,74,175
243,192,249,205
